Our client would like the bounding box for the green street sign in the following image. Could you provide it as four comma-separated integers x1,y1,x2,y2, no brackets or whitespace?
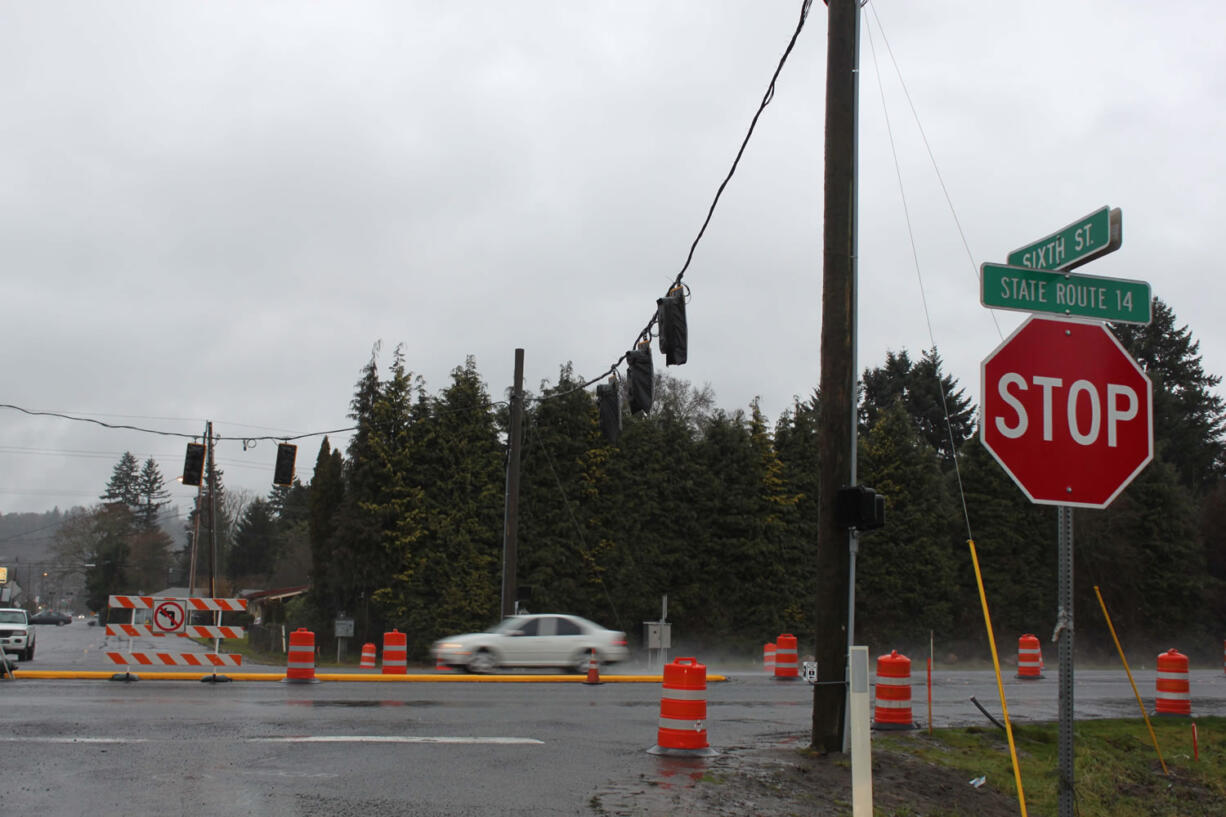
981,262,1151,324
1007,206,1121,271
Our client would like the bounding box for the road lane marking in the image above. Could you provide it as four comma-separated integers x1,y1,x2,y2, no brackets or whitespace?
250,736,545,744
0,735,543,745
0,737,151,743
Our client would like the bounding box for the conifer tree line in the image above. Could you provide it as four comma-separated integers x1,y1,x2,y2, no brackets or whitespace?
58,298,1226,660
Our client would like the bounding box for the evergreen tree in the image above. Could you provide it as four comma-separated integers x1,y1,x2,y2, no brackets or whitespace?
773,392,822,639
101,452,141,508
591,378,707,638
1112,298,1226,492
955,434,1054,641
331,344,424,642
228,498,280,583
1077,457,1204,641
307,438,344,614
855,400,959,646
84,503,134,619
135,457,172,531
517,364,615,620
860,348,974,466
375,356,504,655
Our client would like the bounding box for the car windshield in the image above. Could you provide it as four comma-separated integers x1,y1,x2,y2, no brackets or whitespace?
487,617,527,634
0,611,25,624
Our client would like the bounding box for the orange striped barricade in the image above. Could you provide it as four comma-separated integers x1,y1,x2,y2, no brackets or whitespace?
648,657,715,757
106,652,243,668
106,594,247,681
360,642,377,669
763,642,776,674
108,594,247,614
773,633,799,680
382,629,408,675
1016,633,1044,680
106,624,245,640
873,650,915,730
284,628,319,684
1155,648,1191,716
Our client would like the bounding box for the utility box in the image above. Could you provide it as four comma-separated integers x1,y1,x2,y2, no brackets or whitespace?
643,621,671,649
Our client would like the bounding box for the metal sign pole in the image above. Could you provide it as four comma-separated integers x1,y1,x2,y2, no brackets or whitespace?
1056,506,1075,817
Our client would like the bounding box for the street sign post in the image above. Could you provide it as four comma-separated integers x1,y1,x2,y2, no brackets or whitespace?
980,263,1151,324
985,205,1141,817
1006,206,1121,272
980,315,1153,509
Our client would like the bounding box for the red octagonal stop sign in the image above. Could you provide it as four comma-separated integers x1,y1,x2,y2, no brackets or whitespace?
981,316,1153,509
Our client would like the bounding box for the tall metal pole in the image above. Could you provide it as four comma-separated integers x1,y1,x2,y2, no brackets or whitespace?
501,349,525,619
1057,506,1075,816
813,0,861,753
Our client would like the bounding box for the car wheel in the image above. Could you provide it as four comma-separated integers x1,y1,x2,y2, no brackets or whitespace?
572,650,600,675
468,649,498,674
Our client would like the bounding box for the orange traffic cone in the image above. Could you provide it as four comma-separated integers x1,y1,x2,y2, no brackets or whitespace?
584,648,602,685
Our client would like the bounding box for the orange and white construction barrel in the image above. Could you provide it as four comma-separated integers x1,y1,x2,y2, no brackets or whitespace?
360,642,377,669
763,642,776,674
648,657,715,757
873,649,915,730
773,633,799,680
1155,648,1191,716
1016,634,1044,680
284,627,318,684
382,629,408,675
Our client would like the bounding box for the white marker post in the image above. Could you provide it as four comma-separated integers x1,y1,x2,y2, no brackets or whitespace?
849,646,873,816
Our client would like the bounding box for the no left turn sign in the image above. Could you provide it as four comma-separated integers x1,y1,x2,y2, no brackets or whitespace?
152,599,187,633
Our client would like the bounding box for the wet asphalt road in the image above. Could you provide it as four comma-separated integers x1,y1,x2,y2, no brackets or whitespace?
6,623,1226,816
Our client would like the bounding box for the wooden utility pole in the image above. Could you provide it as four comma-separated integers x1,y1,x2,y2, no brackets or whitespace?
206,420,218,601
501,348,525,618
812,0,860,753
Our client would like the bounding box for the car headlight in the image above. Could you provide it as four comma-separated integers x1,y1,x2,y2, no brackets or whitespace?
436,642,463,650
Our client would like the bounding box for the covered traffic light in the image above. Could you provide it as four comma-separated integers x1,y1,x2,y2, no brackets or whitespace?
596,381,621,443
273,443,297,486
656,285,688,366
835,485,885,531
182,442,206,486
626,342,653,415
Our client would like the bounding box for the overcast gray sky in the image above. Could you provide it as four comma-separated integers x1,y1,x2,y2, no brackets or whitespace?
2,1,1222,517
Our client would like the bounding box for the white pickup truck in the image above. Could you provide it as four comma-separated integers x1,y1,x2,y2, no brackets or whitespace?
0,607,35,661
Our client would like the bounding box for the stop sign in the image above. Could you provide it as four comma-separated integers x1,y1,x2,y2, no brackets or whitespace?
980,316,1153,509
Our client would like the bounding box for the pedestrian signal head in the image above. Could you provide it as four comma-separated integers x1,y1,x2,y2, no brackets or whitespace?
835,485,885,531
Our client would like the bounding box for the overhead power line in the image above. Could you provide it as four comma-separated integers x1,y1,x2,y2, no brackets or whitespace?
557,0,816,399
0,403,356,445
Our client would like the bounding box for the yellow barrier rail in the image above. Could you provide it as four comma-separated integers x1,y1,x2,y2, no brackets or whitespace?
12,670,727,683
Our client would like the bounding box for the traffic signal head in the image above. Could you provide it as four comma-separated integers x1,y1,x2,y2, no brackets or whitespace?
182,442,206,486
656,285,688,366
835,485,886,531
626,342,653,415
273,443,297,486
596,381,621,443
